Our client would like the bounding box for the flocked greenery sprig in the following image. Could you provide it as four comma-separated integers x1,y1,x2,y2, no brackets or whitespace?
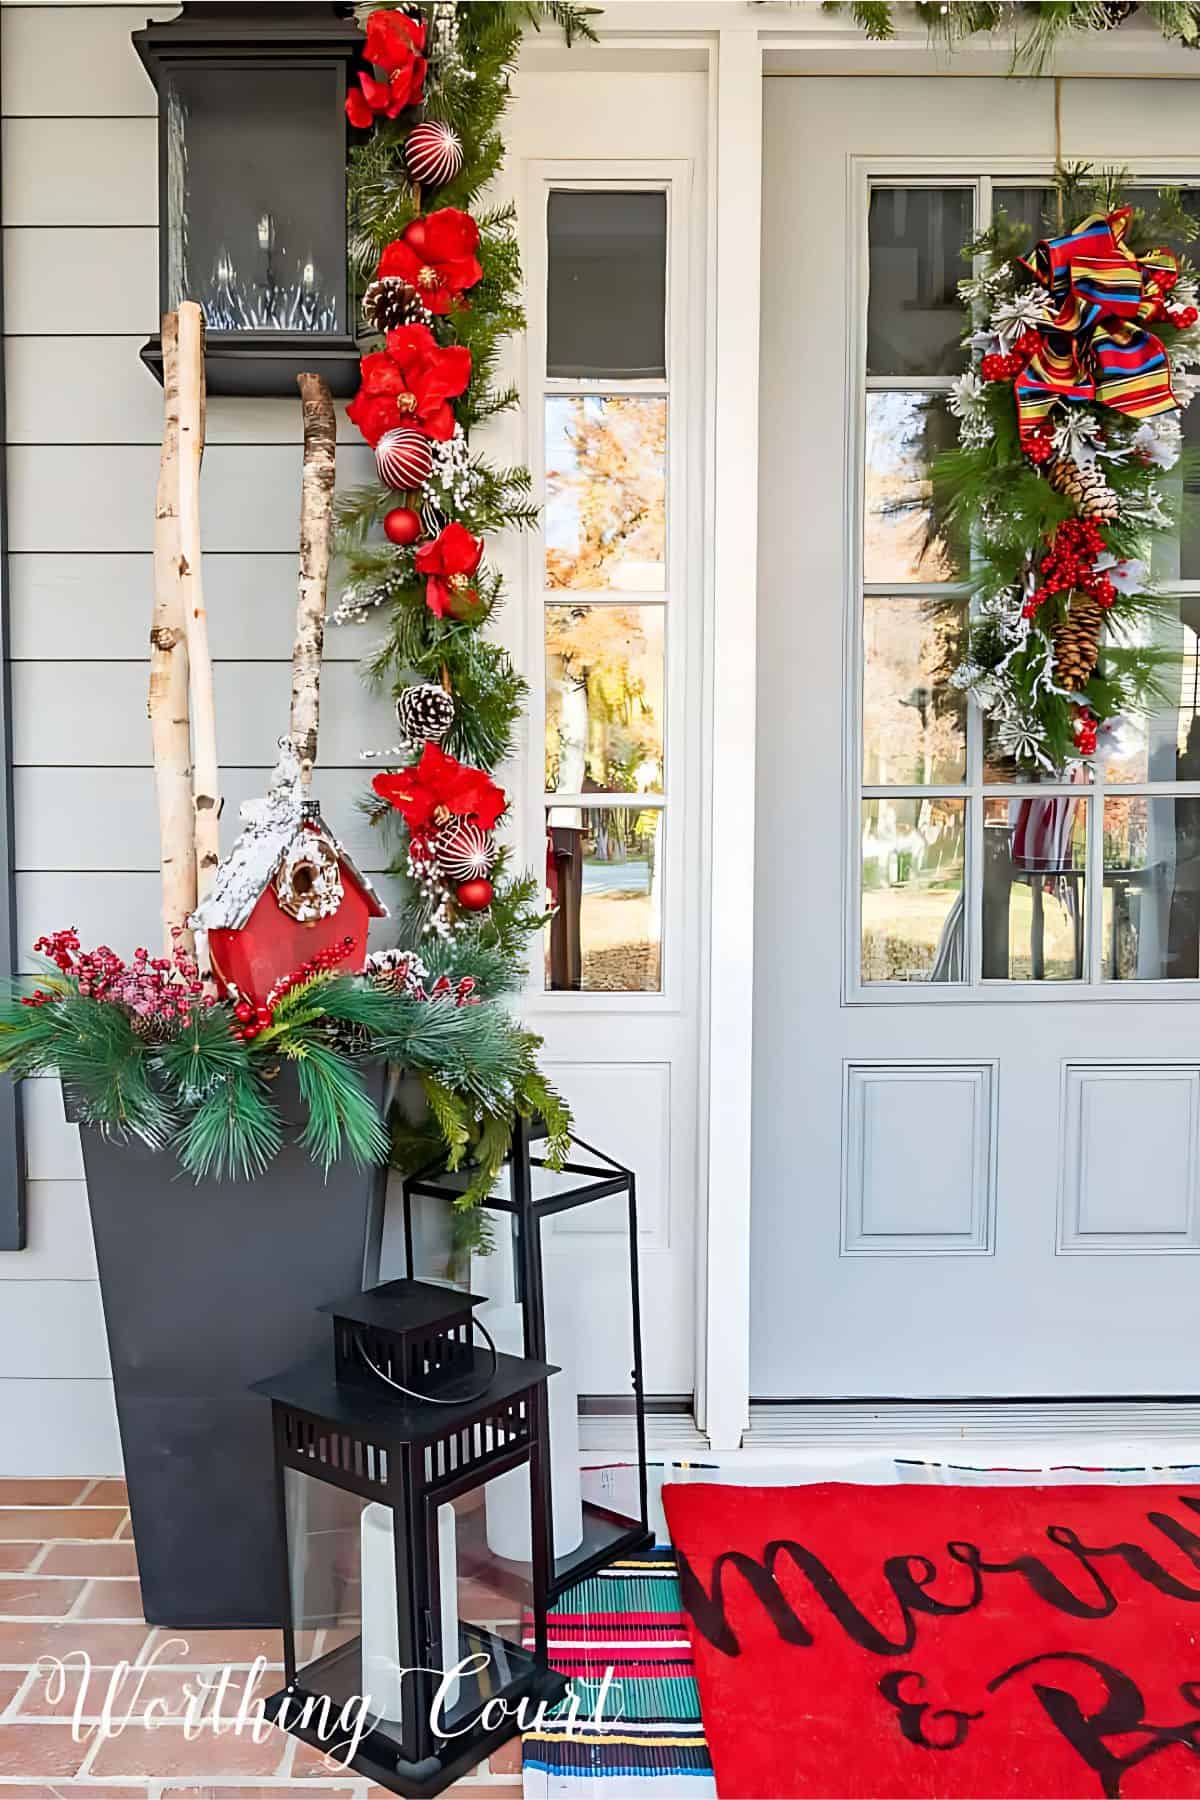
337,3,595,1217
930,166,1200,774
826,2,1200,67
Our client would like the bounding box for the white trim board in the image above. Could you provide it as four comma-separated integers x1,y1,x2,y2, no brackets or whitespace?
744,1401,1200,1449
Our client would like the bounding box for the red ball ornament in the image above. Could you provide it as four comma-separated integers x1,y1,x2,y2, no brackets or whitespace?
455,876,494,912
376,427,433,491
384,506,422,546
405,121,464,190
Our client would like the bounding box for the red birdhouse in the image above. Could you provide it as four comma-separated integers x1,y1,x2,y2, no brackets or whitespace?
192,745,387,1008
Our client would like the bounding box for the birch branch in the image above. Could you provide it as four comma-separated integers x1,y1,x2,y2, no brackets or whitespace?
149,312,197,954
291,372,337,785
176,300,222,914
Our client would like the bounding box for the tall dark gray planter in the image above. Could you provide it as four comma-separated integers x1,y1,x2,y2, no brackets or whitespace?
77,1068,387,1629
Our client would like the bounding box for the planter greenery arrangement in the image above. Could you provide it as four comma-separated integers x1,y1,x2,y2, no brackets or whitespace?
0,0,594,1626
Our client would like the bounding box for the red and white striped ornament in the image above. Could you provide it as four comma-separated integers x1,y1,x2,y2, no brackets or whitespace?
375,427,433,491
434,819,497,884
404,121,464,191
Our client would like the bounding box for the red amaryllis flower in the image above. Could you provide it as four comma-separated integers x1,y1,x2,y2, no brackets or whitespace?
345,10,427,128
376,210,482,316
346,326,471,446
414,521,484,618
373,743,506,835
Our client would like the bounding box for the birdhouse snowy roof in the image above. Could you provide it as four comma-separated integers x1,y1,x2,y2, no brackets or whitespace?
190,741,387,932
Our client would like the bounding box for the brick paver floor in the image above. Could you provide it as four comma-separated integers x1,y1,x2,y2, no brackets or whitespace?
0,1480,523,1800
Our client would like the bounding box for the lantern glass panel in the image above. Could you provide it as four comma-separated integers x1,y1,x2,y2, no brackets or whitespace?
436,1484,541,1732
165,64,345,332
283,1470,376,1718
468,1199,644,1586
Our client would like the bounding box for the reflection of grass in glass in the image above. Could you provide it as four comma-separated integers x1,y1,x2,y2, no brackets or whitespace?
861,877,960,981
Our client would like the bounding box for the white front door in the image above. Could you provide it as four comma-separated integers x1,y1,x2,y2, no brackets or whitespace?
752,75,1200,1397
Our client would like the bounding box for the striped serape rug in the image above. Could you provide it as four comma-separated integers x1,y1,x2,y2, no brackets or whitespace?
521,1544,715,1798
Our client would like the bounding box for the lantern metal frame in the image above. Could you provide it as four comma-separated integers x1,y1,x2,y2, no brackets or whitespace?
254,1288,566,1799
400,1119,654,1602
133,3,364,397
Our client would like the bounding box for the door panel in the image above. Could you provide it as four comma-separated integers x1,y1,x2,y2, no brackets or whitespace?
751,76,1200,1397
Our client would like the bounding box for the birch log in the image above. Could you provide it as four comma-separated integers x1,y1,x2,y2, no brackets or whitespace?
176,300,222,908
291,372,337,785
149,312,197,954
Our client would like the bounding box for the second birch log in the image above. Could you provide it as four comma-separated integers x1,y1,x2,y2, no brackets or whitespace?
176,300,222,909
291,372,338,785
149,312,197,954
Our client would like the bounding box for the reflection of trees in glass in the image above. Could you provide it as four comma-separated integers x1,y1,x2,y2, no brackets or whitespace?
865,394,963,582
863,597,966,784
545,397,666,590
545,605,664,794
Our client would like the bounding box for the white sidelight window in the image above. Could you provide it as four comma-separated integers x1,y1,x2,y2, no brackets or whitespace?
855,175,1200,995
528,176,688,998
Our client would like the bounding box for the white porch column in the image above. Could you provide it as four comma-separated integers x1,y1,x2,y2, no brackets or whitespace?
699,24,762,1452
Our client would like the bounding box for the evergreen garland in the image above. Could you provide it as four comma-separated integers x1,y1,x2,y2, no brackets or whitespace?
932,168,1200,774
826,1,1200,64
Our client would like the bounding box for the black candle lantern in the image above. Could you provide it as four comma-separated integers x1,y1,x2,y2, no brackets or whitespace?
133,3,363,396
253,1278,567,1798
400,1121,653,1602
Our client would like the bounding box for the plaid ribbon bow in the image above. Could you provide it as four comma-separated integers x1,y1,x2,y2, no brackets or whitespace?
1015,207,1179,436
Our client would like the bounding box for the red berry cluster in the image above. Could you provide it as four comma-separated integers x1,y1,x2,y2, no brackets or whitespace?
24,928,210,1026
233,936,358,1041
1022,425,1056,466
981,351,1024,383
1074,708,1099,756
1168,304,1199,329
1023,517,1114,619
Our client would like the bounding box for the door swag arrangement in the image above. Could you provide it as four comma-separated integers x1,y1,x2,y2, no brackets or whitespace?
0,3,595,1197
940,170,1200,773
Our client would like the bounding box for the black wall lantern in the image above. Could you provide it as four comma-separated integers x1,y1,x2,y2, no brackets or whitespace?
400,1120,654,1603
133,4,363,396
254,1278,566,1798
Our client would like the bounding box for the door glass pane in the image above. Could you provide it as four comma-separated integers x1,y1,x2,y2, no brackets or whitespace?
867,186,972,376
1103,795,1200,979
992,186,1057,250
861,797,965,982
864,393,963,583
863,594,966,784
545,806,662,992
545,397,666,591
547,190,667,379
982,796,1087,981
1102,596,1200,783
545,604,665,795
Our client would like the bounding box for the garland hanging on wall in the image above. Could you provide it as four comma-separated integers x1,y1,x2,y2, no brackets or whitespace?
827,3,1200,65
936,169,1200,773
335,2,596,1188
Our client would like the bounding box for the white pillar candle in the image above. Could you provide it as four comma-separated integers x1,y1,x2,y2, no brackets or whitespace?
473,1233,584,1563
360,1501,459,1722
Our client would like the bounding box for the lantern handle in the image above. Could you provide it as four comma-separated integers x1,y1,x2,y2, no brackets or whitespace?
353,1320,499,1407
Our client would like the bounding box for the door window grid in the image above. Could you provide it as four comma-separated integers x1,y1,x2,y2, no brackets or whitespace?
859,174,1200,992
536,181,674,996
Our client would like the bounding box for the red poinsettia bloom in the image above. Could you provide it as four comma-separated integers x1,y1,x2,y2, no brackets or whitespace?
376,210,483,316
346,326,471,446
373,743,506,835
414,521,485,618
345,10,427,128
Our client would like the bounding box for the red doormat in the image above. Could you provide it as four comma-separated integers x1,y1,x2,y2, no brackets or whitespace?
662,1481,1200,1800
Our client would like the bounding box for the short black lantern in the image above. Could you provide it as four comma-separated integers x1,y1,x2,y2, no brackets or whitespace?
401,1120,654,1602
133,3,363,397
253,1278,567,1799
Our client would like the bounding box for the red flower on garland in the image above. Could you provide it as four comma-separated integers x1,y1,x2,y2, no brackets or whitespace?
376,210,482,317
373,743,506,835
415,522,485,618
347,326,472,446
345,10,427,128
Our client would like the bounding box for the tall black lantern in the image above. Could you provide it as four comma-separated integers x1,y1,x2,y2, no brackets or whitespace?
401,1121,653,1602
133,3,363,396
254,1278,566,1799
